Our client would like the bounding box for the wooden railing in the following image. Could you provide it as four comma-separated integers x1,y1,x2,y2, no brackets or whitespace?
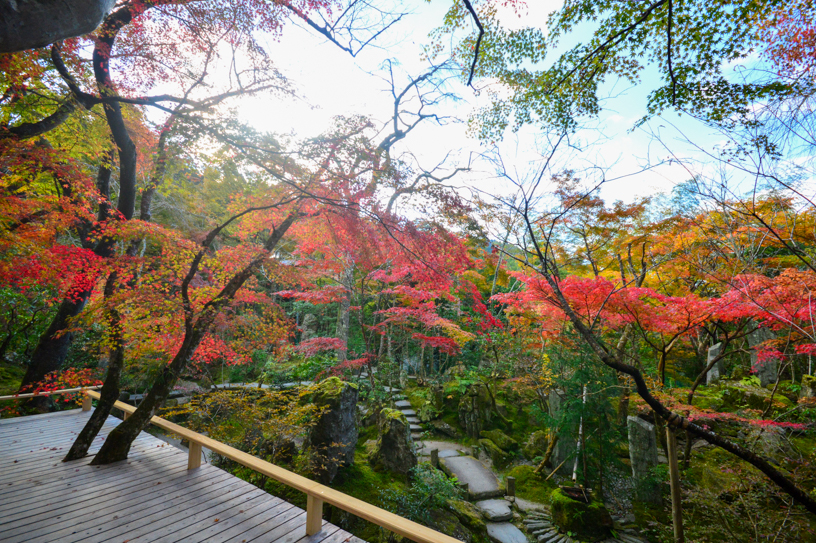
0,385,101,402
81,390,460,543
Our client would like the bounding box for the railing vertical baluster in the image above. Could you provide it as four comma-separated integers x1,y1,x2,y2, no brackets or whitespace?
306,494,323,535
188,442,202,470
82,392,92,411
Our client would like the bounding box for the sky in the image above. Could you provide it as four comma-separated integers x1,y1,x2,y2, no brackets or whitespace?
235,1,741,210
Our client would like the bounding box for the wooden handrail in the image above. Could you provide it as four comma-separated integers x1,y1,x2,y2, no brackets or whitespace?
86,390,460,543
0,386,101,402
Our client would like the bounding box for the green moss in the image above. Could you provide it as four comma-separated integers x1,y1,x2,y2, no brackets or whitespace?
480,429,519,452
448,499,489,543
478,438,510,469
506,465,556,503
313,376,357,404
550,488,613,541
380,407,406,421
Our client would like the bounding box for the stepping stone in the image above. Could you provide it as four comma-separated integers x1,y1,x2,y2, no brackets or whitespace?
394,400,412,408
411,434,423,441
538,531,560,542
486,522,527,543
406,416,420,424
409,424,422,431
383,386,400,393
400,408,417,416
439,456,503,500
476,499,513,522
438,449,459,458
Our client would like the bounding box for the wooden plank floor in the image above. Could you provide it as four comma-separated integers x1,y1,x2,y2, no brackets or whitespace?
0,409,365,543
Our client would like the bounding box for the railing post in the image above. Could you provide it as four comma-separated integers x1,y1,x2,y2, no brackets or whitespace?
431,448,439,468
306,493,324,535
506,476,516,499
188,442,202,470
123,411,130,420
82,392,92,412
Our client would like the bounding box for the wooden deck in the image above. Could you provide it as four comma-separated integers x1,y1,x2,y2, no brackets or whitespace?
0,409,364,543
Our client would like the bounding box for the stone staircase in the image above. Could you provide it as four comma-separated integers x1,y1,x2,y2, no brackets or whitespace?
524,509,650,543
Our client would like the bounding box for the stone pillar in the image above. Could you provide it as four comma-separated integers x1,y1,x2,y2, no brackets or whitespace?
706,342,724,384
549,389,575,474
307,377,359,484
801,375,816,400
748,326,777,387
627,416,661,504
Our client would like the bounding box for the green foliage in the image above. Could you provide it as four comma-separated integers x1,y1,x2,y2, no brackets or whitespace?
506,465,557,503
378,463,462,524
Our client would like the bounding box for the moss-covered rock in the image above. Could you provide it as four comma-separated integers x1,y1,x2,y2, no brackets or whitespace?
522,430,549,460
429,508,475,543
449,499,489,543
506,465,556,503
370,408,417,475
718,381,793,413
480,429,519,452
459,384,494,438
307,377,359,484
479,438,510,469
550,488,613,542
802,375,816,399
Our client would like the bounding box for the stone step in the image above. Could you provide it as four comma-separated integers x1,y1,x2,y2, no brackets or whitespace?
392,394,406,400
400,409,417,416
394,400,412,408
409,424,423,431
406,416,420,424
383,386,400,393
411,433,423,441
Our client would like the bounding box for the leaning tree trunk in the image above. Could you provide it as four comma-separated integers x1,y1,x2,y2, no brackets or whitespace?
64,276,124,461
19,289,94,411
18,4,138,402
63,111,172,461
90,213,297,464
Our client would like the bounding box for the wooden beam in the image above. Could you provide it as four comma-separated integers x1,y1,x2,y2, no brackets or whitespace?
0,386,101,401
188,442,202,470
306,493,323,535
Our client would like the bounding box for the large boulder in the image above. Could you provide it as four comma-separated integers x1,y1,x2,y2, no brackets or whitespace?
550,488,613,542
478,438,510,469
1,0,116,53
370,408,417,475
306,377,359,484
801,375,816,400
459,384,494,439
480,429,519,452
627,415,661,504
523,430,549,460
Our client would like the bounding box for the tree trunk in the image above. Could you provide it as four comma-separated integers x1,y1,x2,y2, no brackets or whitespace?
336,264,353,363
64,278,124,461
19,289,93,411
90,213,297,464
667,426,685,543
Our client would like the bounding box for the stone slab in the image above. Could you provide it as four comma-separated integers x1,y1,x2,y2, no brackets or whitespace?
476,499,513,522
439,455,503,500
394,400,412,408
401,409,417,416
486,522,528,543
438,449,460,458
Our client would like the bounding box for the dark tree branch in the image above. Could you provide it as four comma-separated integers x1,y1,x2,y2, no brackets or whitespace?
667,0,677,105
462,0,484,87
